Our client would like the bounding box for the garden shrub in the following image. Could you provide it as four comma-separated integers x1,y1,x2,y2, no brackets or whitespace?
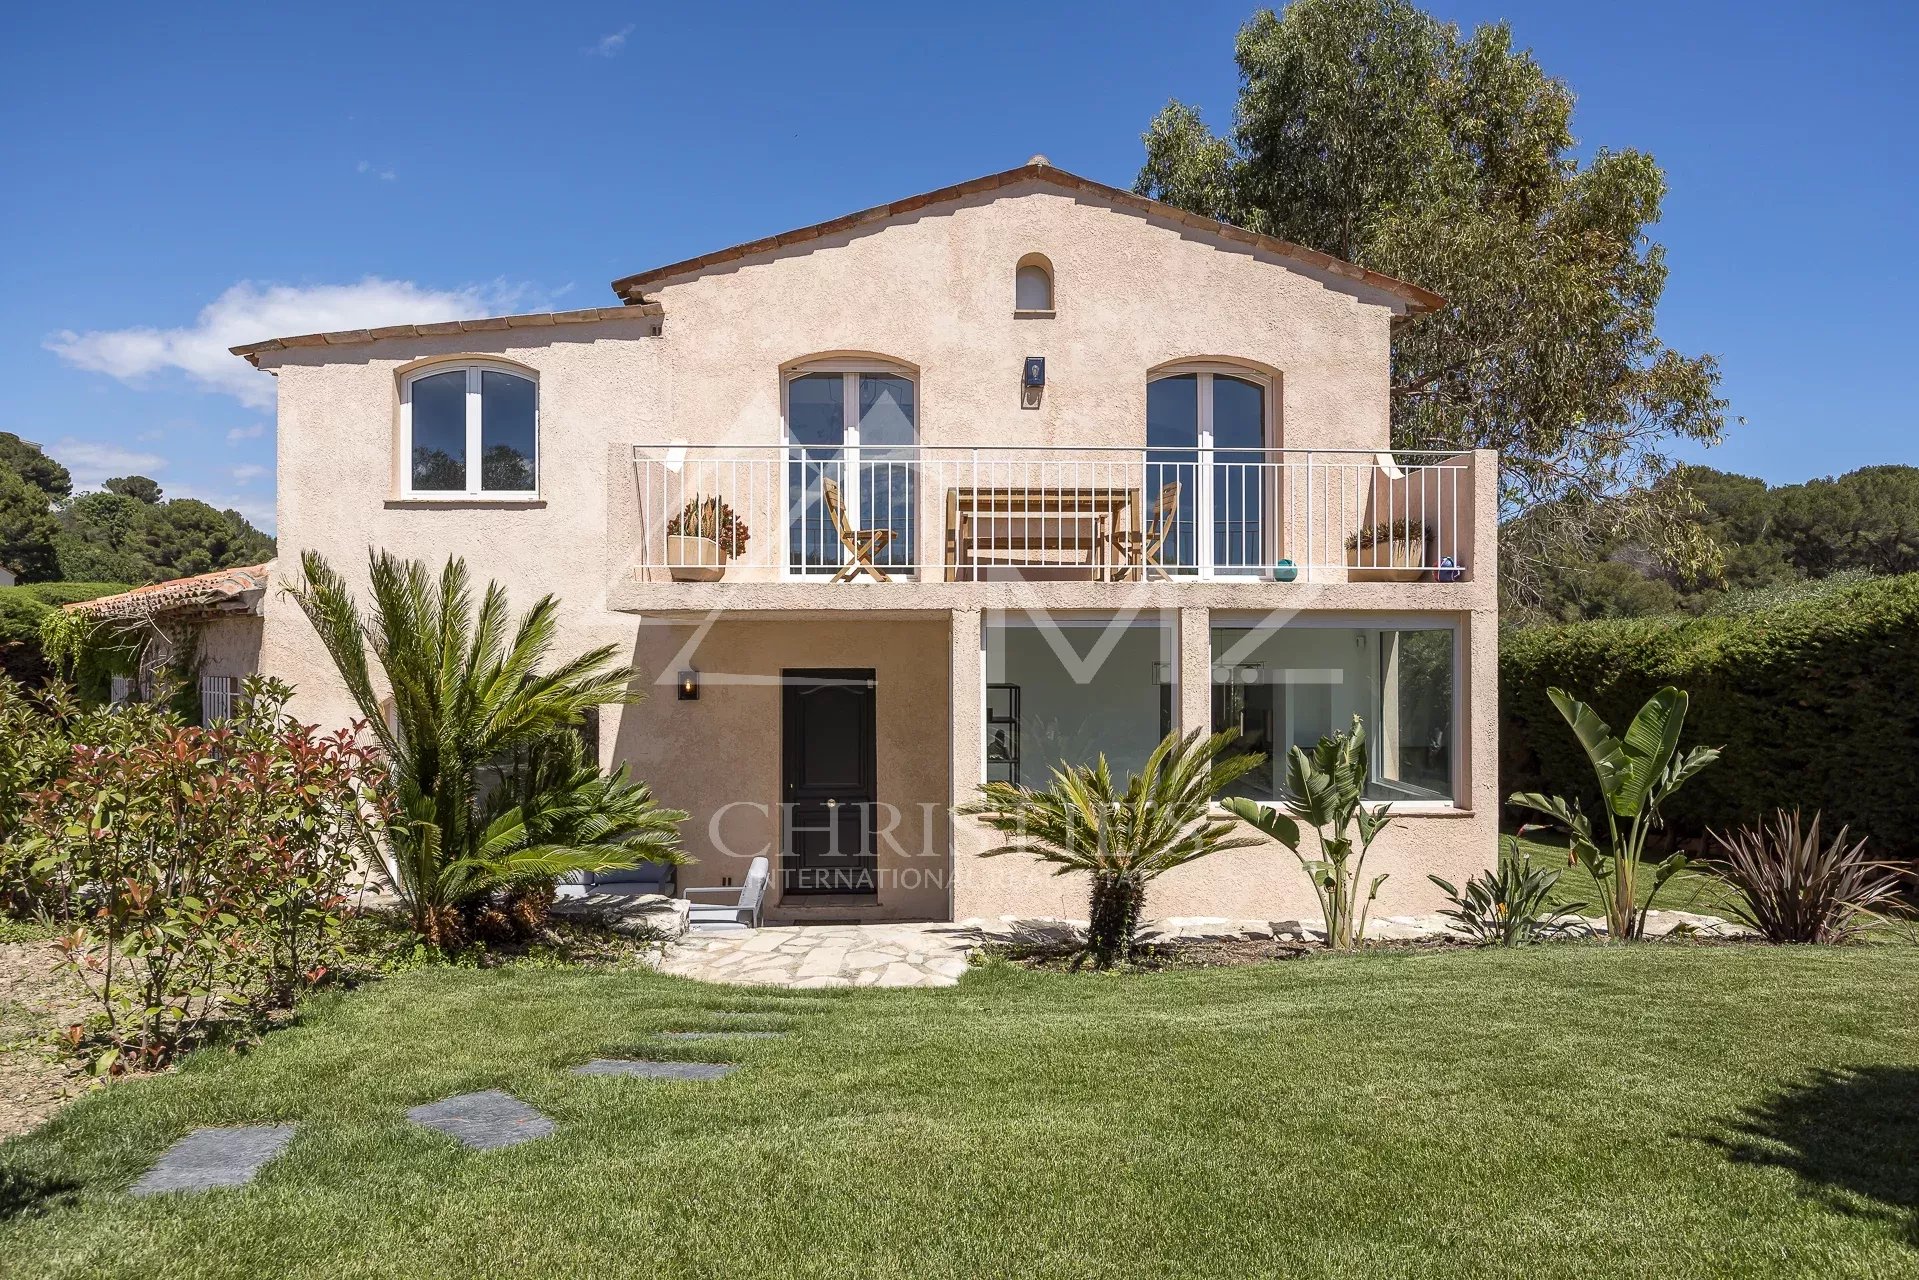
0,676,388,1070
0,582,131,695
1502,572,1919,861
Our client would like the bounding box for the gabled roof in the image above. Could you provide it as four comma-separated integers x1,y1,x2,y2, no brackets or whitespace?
65,563,271,623
609,160,1445,314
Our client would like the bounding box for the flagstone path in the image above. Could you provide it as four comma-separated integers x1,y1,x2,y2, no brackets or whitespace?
659,1029,789,1040
654,923,977,989
130,1124,296,1197
571,1059,740,1081
406,1090,556,1151
125,1000,840,1195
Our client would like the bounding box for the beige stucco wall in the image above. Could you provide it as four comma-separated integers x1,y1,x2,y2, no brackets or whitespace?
197,615,263,678
255,177,1416,737
617,618,951,923
637,179,1400,453
252,176,1496,923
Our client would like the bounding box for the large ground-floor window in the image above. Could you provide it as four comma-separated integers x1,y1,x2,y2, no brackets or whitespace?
984,613,1174,788
1209,620,1456,804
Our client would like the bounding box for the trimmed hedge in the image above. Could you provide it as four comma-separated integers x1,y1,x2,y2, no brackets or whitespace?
1502,573,1919,860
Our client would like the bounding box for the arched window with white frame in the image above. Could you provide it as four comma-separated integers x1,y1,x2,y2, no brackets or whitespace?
1145,365,1271,575
784,359,919,577
400,360,538,497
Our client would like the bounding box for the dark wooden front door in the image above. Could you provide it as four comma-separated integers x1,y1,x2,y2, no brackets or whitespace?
781,669,878,896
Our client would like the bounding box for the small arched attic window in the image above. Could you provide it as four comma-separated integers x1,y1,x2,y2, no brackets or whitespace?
1014,253,1055,315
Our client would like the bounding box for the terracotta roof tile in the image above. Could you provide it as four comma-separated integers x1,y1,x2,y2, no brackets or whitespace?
65,564,272,622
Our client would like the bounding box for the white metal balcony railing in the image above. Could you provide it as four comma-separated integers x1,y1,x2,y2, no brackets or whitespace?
630,445,1474,585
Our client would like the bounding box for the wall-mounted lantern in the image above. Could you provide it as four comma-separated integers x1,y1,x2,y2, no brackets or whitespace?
677,669,700,701
1021,356,1046,410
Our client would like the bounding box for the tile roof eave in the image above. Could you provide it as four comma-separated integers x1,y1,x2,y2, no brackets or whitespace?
64,564,272,623
229,303,664,367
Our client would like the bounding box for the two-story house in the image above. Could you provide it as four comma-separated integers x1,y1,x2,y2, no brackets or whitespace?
229,158,1498,925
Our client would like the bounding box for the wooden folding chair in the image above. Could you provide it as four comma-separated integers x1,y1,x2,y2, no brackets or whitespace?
820,476,895,583
1112,480,1182,581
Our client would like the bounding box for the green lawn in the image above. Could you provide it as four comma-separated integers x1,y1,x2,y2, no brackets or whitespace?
4,947,1918,1279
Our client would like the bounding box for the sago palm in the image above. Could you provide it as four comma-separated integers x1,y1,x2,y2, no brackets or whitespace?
290,550,686,943
959,728,1265,966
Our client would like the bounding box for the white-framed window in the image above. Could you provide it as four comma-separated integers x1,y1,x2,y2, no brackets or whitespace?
784,360,918,577
400,361,538,497
982,611,1176,786
1208,615,1458,805
1147,365,1273,576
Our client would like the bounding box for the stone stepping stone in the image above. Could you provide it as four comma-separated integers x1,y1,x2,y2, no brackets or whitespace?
571,1059,739,1081
658,1030,788,1041
406,1090,555,1151
131,1124,295,1197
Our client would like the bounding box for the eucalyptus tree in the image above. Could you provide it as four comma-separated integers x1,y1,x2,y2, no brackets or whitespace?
1137,0,1729,606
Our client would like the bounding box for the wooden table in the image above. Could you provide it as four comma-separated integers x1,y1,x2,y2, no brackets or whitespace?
944,485,1141,581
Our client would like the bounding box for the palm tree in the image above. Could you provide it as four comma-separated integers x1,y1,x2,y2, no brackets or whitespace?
288,550,686,945
958,728,1265,967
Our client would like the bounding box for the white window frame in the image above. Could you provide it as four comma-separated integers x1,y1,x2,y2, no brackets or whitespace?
399,361,540,499
780,360,919,580
1148,365,1275,579
1206,612,1463,811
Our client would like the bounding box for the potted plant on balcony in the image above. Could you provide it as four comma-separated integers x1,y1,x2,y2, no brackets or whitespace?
1345,518,1429,583
664,495,751,582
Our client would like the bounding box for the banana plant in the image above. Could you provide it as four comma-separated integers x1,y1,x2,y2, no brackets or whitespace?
1509,686,1719,940
1224,716,1393,950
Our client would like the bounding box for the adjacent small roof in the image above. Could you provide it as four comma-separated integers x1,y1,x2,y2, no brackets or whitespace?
231,303,663,367
609,160,1446,314
65,563,271,622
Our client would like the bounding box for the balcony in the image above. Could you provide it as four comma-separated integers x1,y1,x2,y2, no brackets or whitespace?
627,445,1483,590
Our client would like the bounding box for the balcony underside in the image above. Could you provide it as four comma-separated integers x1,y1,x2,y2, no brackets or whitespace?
607,574,1495,619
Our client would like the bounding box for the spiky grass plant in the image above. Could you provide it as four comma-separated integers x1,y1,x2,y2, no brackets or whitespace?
1707,809,1902,944
1429,836,1589,946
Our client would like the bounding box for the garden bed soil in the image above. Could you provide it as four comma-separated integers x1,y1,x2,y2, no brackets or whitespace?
983,937,1433,971
0,912,670,1144
983,931,1756,972
0,937,94,1141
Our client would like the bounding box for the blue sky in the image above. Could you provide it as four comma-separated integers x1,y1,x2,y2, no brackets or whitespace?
3,1,1914,533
